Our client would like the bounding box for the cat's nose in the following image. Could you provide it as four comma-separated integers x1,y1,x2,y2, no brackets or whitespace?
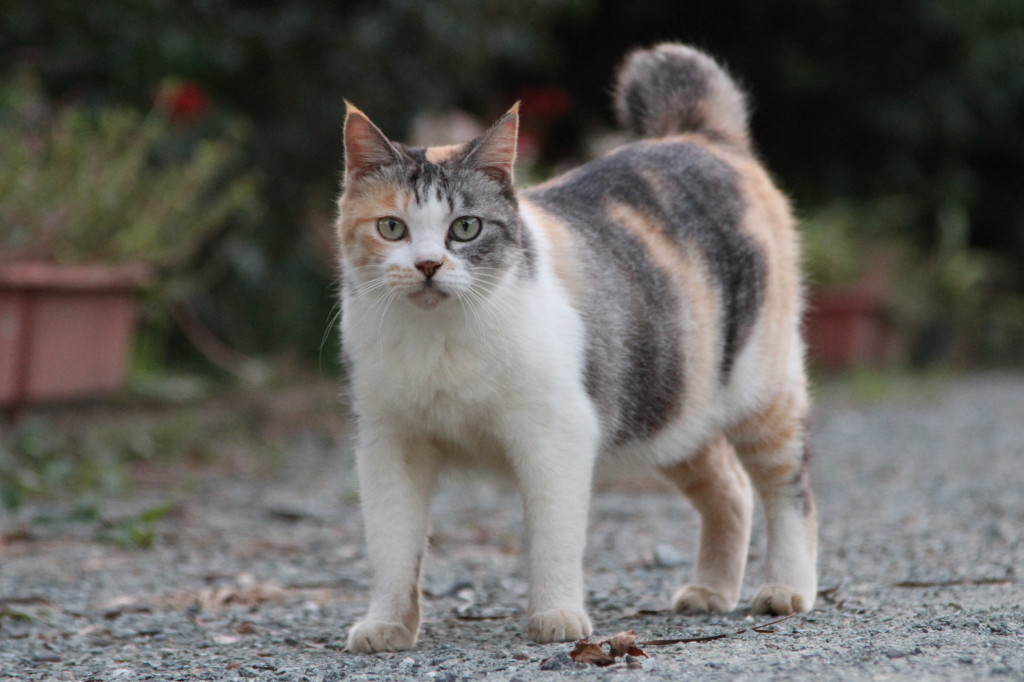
415,260,442,280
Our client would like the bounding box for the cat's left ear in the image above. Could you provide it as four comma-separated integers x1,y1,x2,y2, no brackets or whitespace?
343,102,402,184
464,102,519,185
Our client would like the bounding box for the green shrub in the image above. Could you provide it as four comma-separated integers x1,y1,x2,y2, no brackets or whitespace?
0,71,259,268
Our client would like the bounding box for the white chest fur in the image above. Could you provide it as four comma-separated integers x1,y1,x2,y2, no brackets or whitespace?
341,246,591,457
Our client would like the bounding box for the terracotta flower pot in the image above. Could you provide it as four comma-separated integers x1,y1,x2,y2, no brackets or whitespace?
0,261,149,408
805,289,893,370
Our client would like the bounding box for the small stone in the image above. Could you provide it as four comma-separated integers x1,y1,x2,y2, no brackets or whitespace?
431,672,458,682
653,544,689,568
539,651,577,671
318,670,344,682
447,580,475,597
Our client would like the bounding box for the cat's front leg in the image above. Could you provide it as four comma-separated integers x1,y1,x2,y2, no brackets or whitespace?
507,413,599,644
347,431,439,653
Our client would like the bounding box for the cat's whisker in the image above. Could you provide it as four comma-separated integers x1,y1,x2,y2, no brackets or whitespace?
460,287,515,379
457,295,490,341
353,276,390,299
318,298,343,375
373,288,400,358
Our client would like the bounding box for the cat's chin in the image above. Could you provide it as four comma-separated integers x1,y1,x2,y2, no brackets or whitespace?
407,287,449,310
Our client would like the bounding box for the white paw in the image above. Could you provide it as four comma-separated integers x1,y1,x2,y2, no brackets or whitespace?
751,584,814,615
346,620,417,653
527,608,593,643
672,584,737,613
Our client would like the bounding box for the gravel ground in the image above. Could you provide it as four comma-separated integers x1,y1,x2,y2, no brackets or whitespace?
2,373,1022,680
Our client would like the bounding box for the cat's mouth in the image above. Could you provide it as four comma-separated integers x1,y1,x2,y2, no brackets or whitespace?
407,283,449,310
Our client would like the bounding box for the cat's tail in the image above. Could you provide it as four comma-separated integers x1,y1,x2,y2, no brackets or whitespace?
614,43,750,148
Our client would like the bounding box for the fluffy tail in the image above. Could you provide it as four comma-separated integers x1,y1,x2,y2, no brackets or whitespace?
614,43,750,148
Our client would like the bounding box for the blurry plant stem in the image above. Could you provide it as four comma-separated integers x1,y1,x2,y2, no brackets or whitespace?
171,304,266,384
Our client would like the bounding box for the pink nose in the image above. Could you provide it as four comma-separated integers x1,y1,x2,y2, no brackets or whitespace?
415,260,442,280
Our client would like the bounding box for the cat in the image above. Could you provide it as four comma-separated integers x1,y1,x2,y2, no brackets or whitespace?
336,43,817,653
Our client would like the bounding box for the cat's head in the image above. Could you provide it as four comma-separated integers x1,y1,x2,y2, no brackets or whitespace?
337,103,529,311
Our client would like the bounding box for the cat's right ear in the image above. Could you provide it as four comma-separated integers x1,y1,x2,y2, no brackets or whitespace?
343,103,401,184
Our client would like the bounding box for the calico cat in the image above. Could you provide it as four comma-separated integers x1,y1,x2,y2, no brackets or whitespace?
337,43,817,653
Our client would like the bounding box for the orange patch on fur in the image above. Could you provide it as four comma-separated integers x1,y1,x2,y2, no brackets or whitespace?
337,184,409,269
607,199,721,395
728,392,804,460
425,144,466,163
661,437,743,497
683,139,803,390
520,199,584,304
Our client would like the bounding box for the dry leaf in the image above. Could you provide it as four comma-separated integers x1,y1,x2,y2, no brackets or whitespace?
568,631,649,667
605,630,649,659
557,615,797,668
569,640,616,666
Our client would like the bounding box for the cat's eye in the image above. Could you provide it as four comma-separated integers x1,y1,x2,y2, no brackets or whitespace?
376,217,407,241
449,216,482,242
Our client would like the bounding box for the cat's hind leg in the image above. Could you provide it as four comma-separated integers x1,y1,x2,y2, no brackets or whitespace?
729,389,818,614
660,436,753,613
346,432,439,653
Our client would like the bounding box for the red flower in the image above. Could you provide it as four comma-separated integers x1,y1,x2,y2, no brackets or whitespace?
156,80,211,124
517,86,571,119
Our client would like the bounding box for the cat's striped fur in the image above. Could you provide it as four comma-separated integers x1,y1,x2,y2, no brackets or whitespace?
338,43,817,653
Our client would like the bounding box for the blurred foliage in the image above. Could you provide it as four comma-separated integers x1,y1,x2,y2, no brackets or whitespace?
0,0,589,363
0,71,258,266
1,0,1022,367
0,417,176,548
0,414,204,511
557,0,1024,255
96,502,176,549
801,197,916,290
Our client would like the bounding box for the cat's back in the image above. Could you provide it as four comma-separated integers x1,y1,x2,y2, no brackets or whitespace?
519,45,802,453
523,135,760,264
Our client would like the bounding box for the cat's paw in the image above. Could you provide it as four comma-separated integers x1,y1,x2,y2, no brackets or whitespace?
527,608,593,643
751,584,814,615
346,620,417,653
671,584,737,613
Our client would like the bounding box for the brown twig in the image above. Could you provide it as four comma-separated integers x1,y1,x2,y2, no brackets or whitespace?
893,577,1015,589
551,614,801,669
171,303,261,381
639,614,797,646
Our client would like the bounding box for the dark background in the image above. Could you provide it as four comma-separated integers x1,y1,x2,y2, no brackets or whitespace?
3,0,1022,372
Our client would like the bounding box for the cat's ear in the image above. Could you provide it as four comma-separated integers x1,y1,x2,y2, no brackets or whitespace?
344,103,402,183
463,102,519,185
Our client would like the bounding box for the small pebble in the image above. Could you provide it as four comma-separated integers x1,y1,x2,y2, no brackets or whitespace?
539,651,576,671
653,543,689,568
430,672,458,682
